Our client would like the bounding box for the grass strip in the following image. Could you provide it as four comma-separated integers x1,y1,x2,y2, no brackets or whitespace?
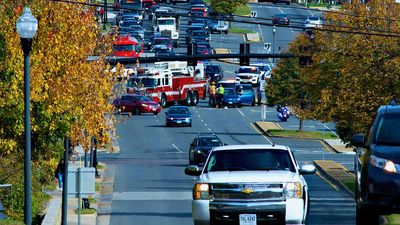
229,27,256,34
74,208,97,215
267,129,338,139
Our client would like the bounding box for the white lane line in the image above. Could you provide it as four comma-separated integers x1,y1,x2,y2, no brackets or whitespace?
308,9,313,16
113,191,192,201
278,7,284,13
204,123,208,126
320,123,338,137
236,108,245,117
208,128,211,131
258,24,264,41
164,152,186,154
201,119,204,122
171,144,182,152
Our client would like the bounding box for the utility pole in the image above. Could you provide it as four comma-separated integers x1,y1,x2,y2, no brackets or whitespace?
272,26,276,63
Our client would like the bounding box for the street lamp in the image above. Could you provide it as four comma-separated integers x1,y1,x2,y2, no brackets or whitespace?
272,26,276,63
16,7,38,225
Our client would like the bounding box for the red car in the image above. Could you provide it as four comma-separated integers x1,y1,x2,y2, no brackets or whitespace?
113,94,161,115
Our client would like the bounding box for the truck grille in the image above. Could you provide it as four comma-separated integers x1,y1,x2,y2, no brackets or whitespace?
210,183,284,201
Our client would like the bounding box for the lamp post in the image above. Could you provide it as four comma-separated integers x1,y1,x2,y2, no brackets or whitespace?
16,7,38,225
272,26,276,63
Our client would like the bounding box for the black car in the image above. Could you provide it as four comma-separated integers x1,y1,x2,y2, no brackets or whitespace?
272,13,289,25
350,101,400,225
186,30,210,45
188,134,224,165
205,64,223,81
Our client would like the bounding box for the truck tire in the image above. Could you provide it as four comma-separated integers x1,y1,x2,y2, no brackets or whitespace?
191,91,199,106
160,94,168,108
185,92,192,106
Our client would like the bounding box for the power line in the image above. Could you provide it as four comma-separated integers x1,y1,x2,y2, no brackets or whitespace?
50,0,400,38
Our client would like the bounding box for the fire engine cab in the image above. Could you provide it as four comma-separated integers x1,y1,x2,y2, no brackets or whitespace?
127,62,207,108
113,34,144,58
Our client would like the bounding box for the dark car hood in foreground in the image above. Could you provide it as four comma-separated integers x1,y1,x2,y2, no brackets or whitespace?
372,145,400,163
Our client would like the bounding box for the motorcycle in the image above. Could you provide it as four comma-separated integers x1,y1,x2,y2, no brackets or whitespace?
277,105,290,122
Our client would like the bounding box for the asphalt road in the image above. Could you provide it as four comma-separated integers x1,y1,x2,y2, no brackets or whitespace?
101,101,355,225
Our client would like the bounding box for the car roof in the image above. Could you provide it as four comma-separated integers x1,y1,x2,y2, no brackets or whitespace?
211,144,290,152
378,104,400,114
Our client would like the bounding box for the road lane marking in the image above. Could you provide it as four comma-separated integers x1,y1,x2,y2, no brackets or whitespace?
113,191,192,201
208,128,211,131
278,7,284,13
316,171,339,191
250,122,273,144
172,144,182,152
319,140,336,153
320,122,338,136
236,108,245,117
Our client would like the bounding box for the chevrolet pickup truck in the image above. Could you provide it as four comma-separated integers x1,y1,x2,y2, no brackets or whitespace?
185,144,316,225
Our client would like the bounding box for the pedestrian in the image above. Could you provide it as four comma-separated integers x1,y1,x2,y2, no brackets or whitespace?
216,84,224,108
209,81,216,107
55,159,65,191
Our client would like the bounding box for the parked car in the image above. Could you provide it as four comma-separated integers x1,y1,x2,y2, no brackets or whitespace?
188,134,224,165
272,13,290,25
209,20,229,34
236,83,255,106
304,16,324,29
185,144,316,225
113,94,161,115
205,64,223,81
165,106,192,127
350,102,400,225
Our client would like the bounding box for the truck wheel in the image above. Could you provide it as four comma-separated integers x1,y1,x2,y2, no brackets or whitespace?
191,91,199,106
160,94,168,108
185,92,192,106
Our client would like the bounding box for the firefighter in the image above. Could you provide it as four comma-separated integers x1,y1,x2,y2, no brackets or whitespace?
216,84,224,108
209,81,216,107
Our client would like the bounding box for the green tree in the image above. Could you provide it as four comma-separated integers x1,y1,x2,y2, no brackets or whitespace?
210,0,248,15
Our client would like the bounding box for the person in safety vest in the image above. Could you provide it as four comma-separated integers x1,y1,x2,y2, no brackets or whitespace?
209,81,216,107
216,84,224,108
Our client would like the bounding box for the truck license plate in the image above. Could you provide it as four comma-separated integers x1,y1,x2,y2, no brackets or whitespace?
239,214,256,225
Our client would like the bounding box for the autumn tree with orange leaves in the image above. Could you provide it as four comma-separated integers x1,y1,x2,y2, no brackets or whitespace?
0,0,119,221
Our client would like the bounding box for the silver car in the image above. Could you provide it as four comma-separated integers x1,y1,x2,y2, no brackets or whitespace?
209,20,228,34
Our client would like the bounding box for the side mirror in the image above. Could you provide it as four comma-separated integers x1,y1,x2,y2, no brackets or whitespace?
185,165,202,176
350,134,366,148
299,164,316,175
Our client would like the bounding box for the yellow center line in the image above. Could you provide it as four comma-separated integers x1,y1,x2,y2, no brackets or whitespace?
316,171,339,191
250,122,273,144
319,140,336,153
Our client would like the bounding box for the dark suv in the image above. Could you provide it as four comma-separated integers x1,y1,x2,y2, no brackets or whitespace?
351,102,400,225
188,134,224,165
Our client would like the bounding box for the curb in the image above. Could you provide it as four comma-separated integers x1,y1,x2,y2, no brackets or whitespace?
313,161,355,197
253,122,273,137
321,139,355,155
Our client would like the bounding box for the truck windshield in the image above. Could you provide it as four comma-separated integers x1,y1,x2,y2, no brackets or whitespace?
374,114,400,146
128,78,157,88
158,19,174,25
204,149,295,173
113,44,135,51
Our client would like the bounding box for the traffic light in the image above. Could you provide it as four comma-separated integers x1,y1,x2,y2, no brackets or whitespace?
239,43,250,66
187,43,197,67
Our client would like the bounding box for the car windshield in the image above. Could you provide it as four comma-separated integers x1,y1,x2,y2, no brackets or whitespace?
224,89,236,96
154,39,170,45
128,78,157,87
238,67,258,73
137,96,152,102
204,149,295,173
308,17,320,21
168,108,189,114
158,19,174,25
374,113,400,145
113,44,134,51
206,66,221,73
192,31,208,38
197,138,222,147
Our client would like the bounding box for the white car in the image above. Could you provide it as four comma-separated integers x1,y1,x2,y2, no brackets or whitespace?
250,63,272,79
304,16,323,28
185,144,316,225
235,66,262,86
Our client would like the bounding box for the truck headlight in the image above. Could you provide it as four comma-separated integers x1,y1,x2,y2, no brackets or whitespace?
284,182,302,198
193,183,209,200
370,155,399,173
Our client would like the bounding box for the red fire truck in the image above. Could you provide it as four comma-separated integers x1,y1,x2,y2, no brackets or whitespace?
127,62,207,108
113,34,144,58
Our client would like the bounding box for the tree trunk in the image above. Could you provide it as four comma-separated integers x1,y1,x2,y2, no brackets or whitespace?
299,118,304,131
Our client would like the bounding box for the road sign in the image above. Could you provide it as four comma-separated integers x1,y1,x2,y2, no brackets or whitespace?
264,42,272,51
251,11,257,18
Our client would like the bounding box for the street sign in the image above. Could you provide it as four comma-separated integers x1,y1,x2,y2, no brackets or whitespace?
251,11,257,18
264,42,272,51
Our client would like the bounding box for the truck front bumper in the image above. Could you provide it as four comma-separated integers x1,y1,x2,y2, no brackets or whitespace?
193,199,304,225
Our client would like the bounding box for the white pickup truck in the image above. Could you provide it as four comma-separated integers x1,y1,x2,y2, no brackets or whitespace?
185,144,316,225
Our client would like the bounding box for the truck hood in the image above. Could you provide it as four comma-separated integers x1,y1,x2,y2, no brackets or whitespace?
199,171,298,183
158,25,175,30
